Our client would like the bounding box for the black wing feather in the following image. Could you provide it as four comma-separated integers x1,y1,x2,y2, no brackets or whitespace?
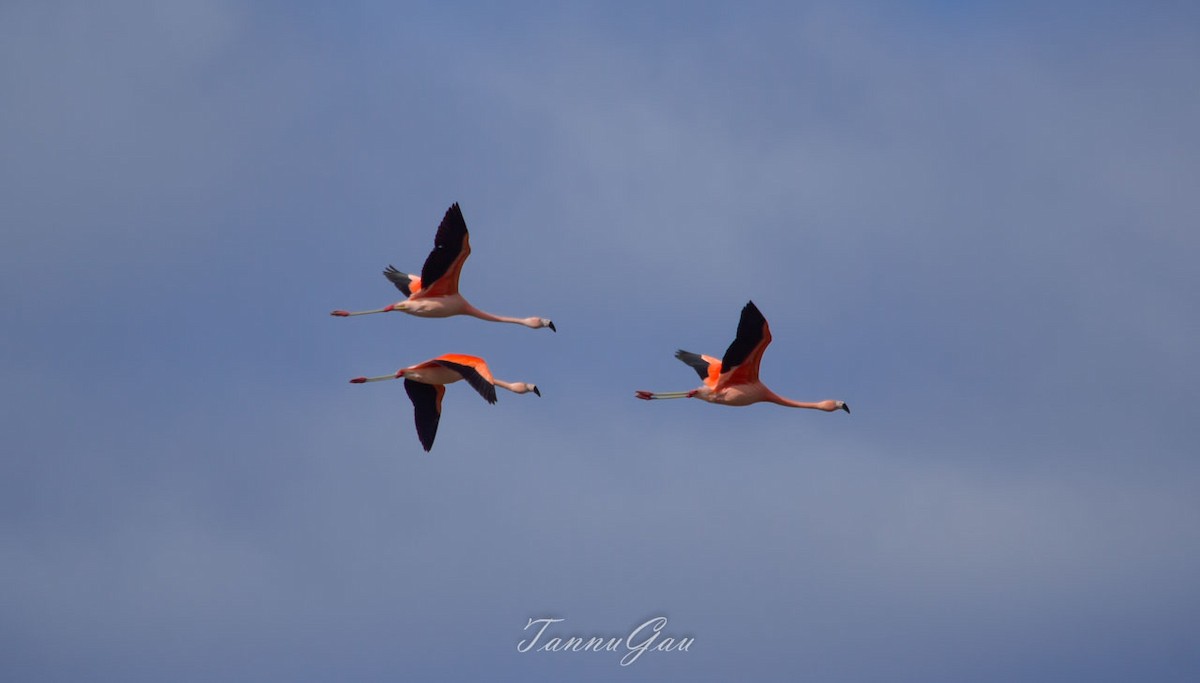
720,301,767,372
383,265,415,297
404,379,441,452
419,203,468,287
432,359,497,404
674,350,711,381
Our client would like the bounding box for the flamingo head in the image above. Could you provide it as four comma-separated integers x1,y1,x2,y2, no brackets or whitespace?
510,382,541,396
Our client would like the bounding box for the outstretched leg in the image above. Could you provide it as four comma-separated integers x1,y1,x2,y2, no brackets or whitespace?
634,390,696,401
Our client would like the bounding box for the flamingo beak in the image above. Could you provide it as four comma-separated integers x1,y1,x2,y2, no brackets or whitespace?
841,403,851,413
533,386,541,397
548,321,557,332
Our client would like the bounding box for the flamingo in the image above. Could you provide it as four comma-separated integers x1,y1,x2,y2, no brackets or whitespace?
350,353,541,451
331,203,556,331
635,301,849,413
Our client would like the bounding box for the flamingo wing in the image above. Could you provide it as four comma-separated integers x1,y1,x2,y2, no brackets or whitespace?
718,301,772,386
404,379,445,452
432,357,497,404
416,203,471,298
674,350,722,385
383,265,421,297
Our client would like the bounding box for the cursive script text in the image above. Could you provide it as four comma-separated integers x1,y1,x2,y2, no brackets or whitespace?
517,616,694,666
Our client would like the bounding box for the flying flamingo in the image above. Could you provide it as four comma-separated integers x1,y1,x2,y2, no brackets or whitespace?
331,203,556,331
635,301,849,413
350,353,541,451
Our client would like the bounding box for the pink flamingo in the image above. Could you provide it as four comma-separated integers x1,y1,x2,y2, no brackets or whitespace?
635,301,849,413
331,203,556,331
350,353,540,452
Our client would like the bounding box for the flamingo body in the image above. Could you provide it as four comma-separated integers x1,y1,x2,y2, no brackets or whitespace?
350,353,540,452
635,301,849,413
331,203,555,331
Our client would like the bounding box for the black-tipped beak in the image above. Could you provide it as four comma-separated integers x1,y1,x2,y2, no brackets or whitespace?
548,321,557,333
841,403,850,413
533,386,541,397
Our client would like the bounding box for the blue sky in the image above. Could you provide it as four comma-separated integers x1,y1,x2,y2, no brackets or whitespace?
3,1,1199,681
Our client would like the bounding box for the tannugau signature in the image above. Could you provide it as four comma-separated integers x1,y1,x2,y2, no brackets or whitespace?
517,616,694,666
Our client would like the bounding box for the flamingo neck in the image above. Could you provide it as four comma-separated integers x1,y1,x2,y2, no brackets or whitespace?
462,303,529,327
493,379,532,394
766,392,825,410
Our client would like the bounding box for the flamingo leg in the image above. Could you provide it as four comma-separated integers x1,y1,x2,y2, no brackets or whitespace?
331,306,395,316
635,390,694,400
349,373,401,384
